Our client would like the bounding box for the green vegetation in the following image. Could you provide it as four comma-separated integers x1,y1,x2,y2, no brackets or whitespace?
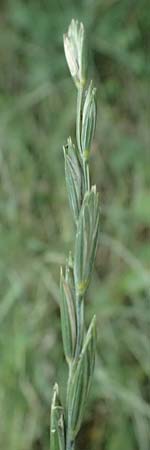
0,1,150,450
50,20,99,450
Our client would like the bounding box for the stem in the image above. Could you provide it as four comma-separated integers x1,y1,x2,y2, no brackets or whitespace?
66,368,75,450
66,300,84,450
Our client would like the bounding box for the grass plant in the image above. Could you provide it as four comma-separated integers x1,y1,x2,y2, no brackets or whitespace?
50,20,100,450
1,2,150,450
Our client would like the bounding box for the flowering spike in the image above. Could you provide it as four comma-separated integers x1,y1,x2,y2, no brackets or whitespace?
51,20,100,450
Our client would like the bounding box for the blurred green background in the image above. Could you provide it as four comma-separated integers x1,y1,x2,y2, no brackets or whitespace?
0,1,150,449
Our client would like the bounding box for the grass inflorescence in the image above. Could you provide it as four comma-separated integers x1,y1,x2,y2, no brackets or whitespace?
50,19,100,450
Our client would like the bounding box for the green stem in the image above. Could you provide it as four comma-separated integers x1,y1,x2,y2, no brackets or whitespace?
66,366,75,450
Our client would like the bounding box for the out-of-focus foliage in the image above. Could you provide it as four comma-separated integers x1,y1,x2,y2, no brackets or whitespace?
0,1,150,449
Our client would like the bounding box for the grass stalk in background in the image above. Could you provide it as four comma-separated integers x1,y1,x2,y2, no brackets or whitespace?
50,19,100,450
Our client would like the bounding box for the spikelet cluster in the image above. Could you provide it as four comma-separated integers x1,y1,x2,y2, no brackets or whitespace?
50,19,100,450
